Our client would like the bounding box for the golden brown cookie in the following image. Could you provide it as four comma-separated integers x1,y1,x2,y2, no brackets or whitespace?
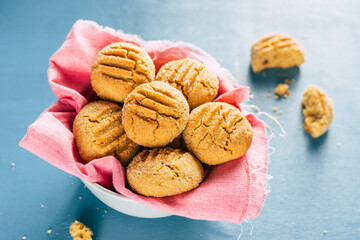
69,221,93,240
73,101,139,166
302,86,334,138
183,102,253,165
122,81,190,147
155,58,219,109
251,34,305,72
91,42,155,102
126,148,204,197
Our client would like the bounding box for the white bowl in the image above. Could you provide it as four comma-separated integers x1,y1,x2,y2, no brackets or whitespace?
82,180,172,218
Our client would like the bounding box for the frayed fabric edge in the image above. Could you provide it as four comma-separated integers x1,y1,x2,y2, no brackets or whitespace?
235,103,286,238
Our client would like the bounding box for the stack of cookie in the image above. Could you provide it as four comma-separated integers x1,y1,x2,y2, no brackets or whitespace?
73,42,253,197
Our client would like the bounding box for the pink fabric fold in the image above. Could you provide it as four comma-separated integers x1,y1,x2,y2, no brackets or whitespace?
19,20,268,223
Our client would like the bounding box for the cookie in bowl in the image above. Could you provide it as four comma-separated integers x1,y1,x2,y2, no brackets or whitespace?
73,101,140,166
126,148,204,197
155,58,219,110
183,102,253,165
122,81,190,147
91,42,155,102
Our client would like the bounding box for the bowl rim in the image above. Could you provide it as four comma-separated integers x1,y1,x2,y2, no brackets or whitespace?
83,180,135,202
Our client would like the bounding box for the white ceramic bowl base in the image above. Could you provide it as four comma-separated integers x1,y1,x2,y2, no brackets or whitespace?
82,180,172,218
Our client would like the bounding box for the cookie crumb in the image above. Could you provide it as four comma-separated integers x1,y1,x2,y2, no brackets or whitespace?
284,78,294,85
272,107,278,112
11,162,15,167
266,92,271,98
96,207,99,210
47,229,52,235
323,230,327,234
278,110,283,115
254,106,260,112
104,210,108,214
284,90,291,98
274,95,279,100
274,83,290,97
70,221,93,240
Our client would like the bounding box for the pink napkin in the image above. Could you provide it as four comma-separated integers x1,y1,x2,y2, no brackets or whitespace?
19,20,268,223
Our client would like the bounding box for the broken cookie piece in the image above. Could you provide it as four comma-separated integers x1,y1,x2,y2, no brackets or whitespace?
302,86,334,138
251,33,305,73
70,221,93,240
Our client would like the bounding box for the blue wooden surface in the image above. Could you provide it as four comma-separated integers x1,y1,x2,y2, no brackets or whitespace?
1,0,359,239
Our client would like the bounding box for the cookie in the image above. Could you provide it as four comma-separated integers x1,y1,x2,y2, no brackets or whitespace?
73,101,139,166
155,58,219,109
183,102,253,165
126,148,204,197
251,34,305,73
122,81,189,147
302,86,334,138
69,221,93,240
91,42,155,102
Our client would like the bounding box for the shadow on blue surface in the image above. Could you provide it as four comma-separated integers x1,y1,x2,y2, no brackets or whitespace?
304,129,329,152
248,65,301,90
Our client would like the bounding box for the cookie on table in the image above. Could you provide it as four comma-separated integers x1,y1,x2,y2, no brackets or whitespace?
302,86,334,138
91,42,155,102
183,102,253,165
251,33,305,73
69,221,93,240
122,81,189,147
126,148,204,197
155,58,219,109
73,101,139,166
